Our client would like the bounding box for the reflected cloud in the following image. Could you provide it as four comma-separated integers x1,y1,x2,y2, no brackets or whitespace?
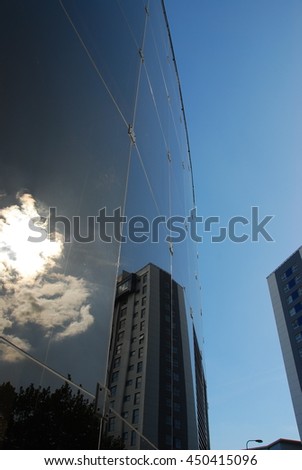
0,192,94,362
0,335,31,363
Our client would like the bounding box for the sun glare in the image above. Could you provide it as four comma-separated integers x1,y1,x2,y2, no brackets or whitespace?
0,193,62,281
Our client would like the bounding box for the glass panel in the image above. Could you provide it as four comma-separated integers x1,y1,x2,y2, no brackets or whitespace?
61,0,143,123
133,67,170,216
118,146,170,276
1,0,209,450
1,1,131,399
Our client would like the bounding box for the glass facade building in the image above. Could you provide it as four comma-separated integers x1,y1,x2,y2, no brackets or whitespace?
0,0,209,449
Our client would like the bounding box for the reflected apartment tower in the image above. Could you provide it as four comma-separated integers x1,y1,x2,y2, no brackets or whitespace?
105,263,209,450
267,247,302,440
193,326,210,449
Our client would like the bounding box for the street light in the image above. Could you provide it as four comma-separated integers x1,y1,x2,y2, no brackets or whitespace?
246,439,263,449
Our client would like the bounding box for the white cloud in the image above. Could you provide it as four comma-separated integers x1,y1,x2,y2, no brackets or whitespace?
0,193,94,362
0,335,31,363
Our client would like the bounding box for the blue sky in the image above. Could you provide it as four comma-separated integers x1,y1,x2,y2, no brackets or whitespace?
165,0,302,449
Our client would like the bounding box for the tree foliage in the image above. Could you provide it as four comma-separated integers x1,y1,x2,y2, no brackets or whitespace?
0,381,124,450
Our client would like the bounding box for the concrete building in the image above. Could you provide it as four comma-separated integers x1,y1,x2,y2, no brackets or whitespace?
267,247,302,440
105,264,209,450
252,438,302,450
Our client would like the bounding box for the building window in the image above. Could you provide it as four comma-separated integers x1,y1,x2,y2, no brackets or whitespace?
281,266,297,281
132,409,139,424
119,319,126,329
122,432,128,442
136,376,142,389
108,417,115,432
120,307,127,318
123,395,131,402
131,430,137,446
142,285,147,294
138,347,144,358
295,332,302,343
111,371,119,382
128,364,134,371
287,290,299,304
132,324,138,330
141,308,145,318
122,411,129,419
118,331,124,341
130,350,136,357
290,302,302,317
139,333,144,344
113,357,121,368
140,321,145,331
296,274,302,284
110,400,115,409
116,344,122,355
142,297,146,306
143,274,147,284
292,316,302,330
134,392,140,405
133,312,138,319
284,278,297,292
137,361,143,373
126,379,133,386
110,385,117,397
131,337,137,344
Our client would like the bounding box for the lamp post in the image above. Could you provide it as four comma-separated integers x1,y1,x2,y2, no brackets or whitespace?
246,439,263,449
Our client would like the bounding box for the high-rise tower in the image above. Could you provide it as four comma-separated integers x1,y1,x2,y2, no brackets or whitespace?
106,264,209,450
267,247,302,440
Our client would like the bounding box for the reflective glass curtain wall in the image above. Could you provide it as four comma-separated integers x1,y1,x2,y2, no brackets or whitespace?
0,0,208,449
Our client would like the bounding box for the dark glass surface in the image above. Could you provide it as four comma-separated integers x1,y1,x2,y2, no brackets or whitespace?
1,0,131,394
0,0,206,449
